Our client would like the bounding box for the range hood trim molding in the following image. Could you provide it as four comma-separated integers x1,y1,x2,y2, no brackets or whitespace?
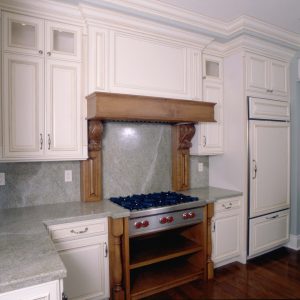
86,92,216,123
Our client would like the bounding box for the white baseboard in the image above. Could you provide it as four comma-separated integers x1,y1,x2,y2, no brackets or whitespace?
285,234,300,250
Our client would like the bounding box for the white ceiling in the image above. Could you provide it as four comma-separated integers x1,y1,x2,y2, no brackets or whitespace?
158,0,300,34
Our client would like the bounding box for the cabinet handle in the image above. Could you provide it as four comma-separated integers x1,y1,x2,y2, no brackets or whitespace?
70,227,88,234
48,134,51,150
38,50,43,54
270,89,274,93
202,76,206,79
212,220,215,232
266,214,279,220
203,135,207,147
222,202,233,209
40,134,43,150
47,51,51,56
252,160,257,179
104,242,108,257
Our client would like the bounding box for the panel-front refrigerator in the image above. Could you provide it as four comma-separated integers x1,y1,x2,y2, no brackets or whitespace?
248,97,290,258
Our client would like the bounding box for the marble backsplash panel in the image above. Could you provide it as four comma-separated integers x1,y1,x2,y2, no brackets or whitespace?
0,122,208,208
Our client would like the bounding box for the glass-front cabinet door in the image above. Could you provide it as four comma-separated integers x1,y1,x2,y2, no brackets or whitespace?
203,54,223,81
45,21,81,61
2,12,44,56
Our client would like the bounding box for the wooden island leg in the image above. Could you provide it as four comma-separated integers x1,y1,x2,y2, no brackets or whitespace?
207,203,214,279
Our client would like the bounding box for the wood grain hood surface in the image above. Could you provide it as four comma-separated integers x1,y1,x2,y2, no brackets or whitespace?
86,92,216,123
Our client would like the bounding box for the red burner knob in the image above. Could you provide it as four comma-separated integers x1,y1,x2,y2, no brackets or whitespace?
159,217,167,224
182,213,188,220
142,220,149,227
188,212,195,218
134,221,142,229
167,216,174,223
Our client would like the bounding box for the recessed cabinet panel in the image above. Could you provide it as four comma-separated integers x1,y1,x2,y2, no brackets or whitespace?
203,54,223,81
249,210,289,257
45,21,81,61
3,12,44,55
246,54,268,92
270,60,288,97
46,60,81,156
249,121,290,217
213,213,240,263
2,53,44,158
192,81,223,155
110,31,189,98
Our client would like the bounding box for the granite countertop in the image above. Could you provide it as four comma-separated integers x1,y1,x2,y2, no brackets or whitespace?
0,186,241,294
0,201,129,294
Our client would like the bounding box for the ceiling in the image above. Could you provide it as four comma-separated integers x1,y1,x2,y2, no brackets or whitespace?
158,0,300,34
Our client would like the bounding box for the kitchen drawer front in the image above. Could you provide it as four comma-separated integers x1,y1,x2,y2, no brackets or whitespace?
249,97,290,121
49,218,107,241
215,196,241,213
249,210,289,257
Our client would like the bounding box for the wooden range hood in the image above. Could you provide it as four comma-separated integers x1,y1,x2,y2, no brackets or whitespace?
81,92,216,202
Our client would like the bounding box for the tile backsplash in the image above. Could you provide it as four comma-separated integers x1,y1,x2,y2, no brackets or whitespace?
0,122,208,209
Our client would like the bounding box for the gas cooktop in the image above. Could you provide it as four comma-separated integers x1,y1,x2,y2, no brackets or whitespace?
109,191,198,211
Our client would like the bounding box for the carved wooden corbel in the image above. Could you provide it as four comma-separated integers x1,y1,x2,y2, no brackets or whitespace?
172,123,196,191
80,120,103,201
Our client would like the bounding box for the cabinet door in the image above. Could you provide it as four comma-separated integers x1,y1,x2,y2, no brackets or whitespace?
0,280,61,300
45,60,82,158
55,236,109,300
2,53,44,158
249,210,289,257
212,211,240,264
269,59,288,98
193,81,223,155
203,54,223,81
109,30,190,98
45,21,81,61
249,121,290,217
246,54,269,94
2,12,44,56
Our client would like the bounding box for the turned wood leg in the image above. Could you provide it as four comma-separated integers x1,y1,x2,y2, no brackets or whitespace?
207,203,214,279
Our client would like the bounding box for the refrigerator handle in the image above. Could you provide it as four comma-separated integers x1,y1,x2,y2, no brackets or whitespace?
252,160,257,179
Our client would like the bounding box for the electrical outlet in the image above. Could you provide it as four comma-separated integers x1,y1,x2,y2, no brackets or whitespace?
0,173,5,186
198,163,204,172
65,170,72,182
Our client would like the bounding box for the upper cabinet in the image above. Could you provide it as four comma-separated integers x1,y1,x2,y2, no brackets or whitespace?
203,54,223,82
191,54,224,155
246,53,289,101
88,27,203,100
1,11,85,161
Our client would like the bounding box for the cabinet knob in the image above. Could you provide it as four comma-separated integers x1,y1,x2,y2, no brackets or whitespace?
47,52,51,56
38,50,43,54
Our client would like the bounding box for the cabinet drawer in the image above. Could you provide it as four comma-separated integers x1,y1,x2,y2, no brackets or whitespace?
249,210,289,257
215,196,241,213
49,218,107,241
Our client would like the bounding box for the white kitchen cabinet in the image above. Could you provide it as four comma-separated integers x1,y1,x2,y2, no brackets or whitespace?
246,53,289,100
45,60,82,157
2,53,44,158
249,120,290,218
191,54,223,155
212,196,242,267
0,280,62,300
48,218,110,300
249,209,289,258
1,11,85,161
203,54,223,82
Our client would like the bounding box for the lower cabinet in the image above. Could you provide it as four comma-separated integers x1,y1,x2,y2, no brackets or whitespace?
248,209,289,258
212,196,242,267
48,218,109,300
0,280,62,300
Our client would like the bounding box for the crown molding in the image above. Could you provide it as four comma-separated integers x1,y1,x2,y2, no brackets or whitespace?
82,0,300,50
0,0,84,25
223,35,296,60
79,3,214,48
